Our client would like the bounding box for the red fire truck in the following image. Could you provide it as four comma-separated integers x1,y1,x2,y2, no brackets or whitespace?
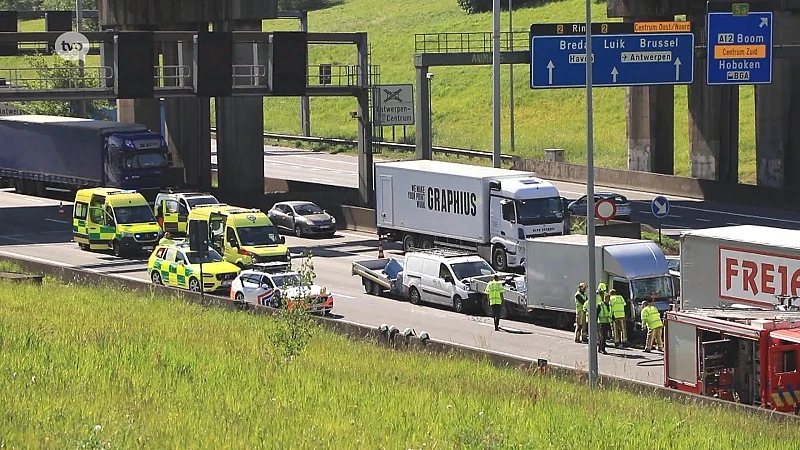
664,307,800,414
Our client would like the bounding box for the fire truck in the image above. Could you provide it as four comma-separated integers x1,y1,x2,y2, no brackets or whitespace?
664,305,800,414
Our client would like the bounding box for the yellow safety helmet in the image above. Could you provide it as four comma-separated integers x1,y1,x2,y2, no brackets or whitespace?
597,282,607,291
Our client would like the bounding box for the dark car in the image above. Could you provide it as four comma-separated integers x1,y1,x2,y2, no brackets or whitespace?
567,192,631,221
267,201,337,238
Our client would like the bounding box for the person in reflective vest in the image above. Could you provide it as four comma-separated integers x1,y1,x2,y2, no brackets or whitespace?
485,274,505,331
640,300,664,352
574,282,588,343
609,288,628,348
585,292,612,354
159,232,174,246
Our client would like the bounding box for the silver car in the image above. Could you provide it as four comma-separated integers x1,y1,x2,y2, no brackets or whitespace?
229,268,334,314
267,201,337,238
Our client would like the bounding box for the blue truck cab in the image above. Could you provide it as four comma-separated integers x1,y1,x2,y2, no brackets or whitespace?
0,115,171,200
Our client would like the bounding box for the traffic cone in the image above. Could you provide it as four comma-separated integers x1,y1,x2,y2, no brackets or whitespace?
377,241,385,259
58,202,65,217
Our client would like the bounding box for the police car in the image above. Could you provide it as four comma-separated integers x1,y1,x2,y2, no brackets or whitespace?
148,239,240,293
229,265,334,315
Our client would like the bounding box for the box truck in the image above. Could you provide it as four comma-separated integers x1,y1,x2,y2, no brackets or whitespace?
525,235,675,331
679,225,800,311
375,160,565,271
0,114,171,200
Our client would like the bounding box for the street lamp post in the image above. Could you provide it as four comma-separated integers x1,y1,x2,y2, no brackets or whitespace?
585,0,599,388
491,0,501,168
426,72,434,154
508,0,515,155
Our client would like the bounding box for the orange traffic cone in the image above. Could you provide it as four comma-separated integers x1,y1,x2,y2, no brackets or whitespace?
58,202,65,217
377,241,385,259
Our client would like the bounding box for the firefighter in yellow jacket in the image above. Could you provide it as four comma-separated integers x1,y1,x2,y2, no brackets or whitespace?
574,282,588,343
609,288,628,348
640,300,664,352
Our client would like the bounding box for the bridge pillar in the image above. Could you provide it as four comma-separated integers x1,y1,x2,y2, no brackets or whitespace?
414,63,432,160
213,18,266,198
686,10,739,183
754,11,800,189
608,1,684,175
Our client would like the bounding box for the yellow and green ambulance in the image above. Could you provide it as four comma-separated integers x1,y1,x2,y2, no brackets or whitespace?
72,188,163,256
147,240,240,293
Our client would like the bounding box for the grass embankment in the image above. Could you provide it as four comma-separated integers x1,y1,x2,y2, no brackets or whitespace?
0,268,795,448
570,217,679,255
3,2,760,182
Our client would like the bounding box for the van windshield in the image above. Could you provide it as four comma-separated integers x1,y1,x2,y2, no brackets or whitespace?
516,197,564,225
630,276,674,301
237,225,281,246
113,205,156,224
451,260,495,280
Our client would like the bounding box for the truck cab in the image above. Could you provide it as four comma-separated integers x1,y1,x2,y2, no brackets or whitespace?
104,131,171,200
73,188,163,256
488,177,565,269
154,190,220,236
188,205,290,269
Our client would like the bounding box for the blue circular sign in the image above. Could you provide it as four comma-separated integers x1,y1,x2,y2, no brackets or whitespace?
651,196,670,219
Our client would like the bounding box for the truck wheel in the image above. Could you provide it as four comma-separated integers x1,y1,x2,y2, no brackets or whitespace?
402,234,415,252
492,247,508,271
363,279,374,294
409,287,421,305
453,295,464,314
420,236,433,249
371,282,382,296
78,243,89,251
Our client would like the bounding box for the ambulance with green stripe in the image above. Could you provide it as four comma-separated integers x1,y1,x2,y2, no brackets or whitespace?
72,188,163,256
147,240,240,293
187,205,291,269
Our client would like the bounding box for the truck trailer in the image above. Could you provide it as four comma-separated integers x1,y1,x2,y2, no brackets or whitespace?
679,225,800,310
0,114,171,200
375,160,565,271
525,235,675,331
665,308,800,414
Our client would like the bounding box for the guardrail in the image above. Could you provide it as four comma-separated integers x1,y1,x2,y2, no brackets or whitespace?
209,127,513,162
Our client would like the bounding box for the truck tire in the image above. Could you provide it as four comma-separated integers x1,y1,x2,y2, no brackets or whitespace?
453,295,464,314
409,286,421,305
419,236,433,249
371,281,382,296
402,234,415,252
363,278,374,294
492,246,508,272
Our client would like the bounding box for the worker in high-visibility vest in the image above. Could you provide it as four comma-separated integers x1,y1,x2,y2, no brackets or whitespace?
574,282,588,343
585,292,612,354
640,300,664,352
159,232,174,246
484,274,505,331
609,288,628,348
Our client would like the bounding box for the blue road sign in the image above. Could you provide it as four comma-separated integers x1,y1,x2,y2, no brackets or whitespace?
530,33,695,88
651,196,670,219
706,8,773,85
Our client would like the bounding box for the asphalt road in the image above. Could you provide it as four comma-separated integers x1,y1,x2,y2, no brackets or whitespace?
210,143,800,235
0,189,665,385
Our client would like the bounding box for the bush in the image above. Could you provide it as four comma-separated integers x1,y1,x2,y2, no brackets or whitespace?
457,0,492,14
278,0,337,12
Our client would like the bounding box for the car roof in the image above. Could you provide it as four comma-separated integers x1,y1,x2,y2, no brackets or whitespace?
241,269,299,277
277,201,316,207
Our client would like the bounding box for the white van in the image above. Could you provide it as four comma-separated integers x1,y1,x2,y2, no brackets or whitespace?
402,248,496,313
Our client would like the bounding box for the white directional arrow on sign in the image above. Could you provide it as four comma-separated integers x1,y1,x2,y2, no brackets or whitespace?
611,67,618,83
655,200,667,215
674,58,682,81
760,17,769,28
547,61,554,85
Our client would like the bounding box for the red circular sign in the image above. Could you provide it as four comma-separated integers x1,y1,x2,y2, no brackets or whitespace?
595,198,616,220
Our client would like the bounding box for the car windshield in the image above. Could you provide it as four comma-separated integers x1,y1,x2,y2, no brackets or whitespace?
187,197,219,208
185,249,224,264
271,273,302,287
237,225,281,246
631,276,674,301
451,260,495,280
113,205,156,224
124,151,168,169
516,197,564,225
294,203,324,215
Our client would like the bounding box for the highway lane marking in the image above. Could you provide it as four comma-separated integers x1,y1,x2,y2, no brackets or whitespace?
696,218,712,222
45,219,70,224
0,249,144,283
333,293,356,299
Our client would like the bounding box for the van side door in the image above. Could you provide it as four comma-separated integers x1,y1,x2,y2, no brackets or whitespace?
224,225,241,264
420,258,446,305
436,262,457,303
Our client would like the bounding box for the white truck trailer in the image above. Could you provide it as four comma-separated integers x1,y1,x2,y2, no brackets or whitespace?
679,225,800,310
375,160,565,271
525,235,675,331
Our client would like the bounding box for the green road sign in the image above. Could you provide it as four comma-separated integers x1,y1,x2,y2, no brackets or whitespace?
732,2,750,16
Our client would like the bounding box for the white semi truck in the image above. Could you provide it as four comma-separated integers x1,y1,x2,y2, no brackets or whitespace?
525,235,676,331
375,160,565,271
679,225,800,310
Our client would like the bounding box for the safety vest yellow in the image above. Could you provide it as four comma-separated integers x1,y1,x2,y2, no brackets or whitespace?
598,302,612,324
159,237,174,246
575,290,587,312
610,294,626,319
485,280,504,305
643,305,663,329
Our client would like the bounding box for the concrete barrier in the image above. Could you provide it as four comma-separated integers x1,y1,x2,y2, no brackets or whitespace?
2,253,798,422
513,157,800,210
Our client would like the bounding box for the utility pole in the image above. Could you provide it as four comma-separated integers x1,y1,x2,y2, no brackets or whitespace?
508,0,516,155
76,0,87,118
491,0,501,168
585,0,598,388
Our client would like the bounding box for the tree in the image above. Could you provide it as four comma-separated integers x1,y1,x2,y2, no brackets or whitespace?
268,254,319,363
11,54,112,119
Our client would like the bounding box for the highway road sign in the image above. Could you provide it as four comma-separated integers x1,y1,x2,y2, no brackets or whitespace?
0,103,23,115
595,199,616,221
530,22,695,89
375,84,414,126
706,2,773,85
651,196,670,219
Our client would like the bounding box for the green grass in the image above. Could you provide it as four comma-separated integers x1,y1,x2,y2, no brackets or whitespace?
1,3,759,183
570,218,680,254
0,271,797,448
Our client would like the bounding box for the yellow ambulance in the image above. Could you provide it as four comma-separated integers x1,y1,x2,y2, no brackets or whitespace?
187,205,291,269
72,188,163,256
